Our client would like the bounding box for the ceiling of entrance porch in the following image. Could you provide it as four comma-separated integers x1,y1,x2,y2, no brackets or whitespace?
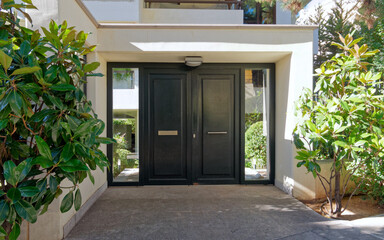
98,51,291,63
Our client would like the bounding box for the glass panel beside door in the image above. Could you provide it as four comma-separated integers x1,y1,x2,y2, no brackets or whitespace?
112,68,139,182
244,68,270,181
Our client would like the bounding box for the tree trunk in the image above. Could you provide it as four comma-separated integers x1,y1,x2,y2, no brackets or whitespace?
334,169,342,217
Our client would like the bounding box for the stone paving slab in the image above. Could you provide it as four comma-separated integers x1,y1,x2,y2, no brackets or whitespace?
65,185,384,240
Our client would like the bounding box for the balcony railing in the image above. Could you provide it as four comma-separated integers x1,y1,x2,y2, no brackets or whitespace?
144,0,276,24
144,0,242,10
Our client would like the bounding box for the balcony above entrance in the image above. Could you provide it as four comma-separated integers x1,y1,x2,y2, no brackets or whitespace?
81,0,293,24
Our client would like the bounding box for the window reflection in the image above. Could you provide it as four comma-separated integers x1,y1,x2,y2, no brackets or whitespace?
245,69,270,180
112,68,139,182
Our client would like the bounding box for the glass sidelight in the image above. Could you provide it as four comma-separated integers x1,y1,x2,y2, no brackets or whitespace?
244,68,270,181
112,68,139,182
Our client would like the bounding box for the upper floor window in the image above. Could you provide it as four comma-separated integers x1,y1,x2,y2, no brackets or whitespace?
243,1,276,24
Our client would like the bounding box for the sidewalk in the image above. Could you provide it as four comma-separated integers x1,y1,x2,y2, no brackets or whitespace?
65,185,384,240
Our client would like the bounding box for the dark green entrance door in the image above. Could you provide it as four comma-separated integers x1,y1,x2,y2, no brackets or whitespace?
145,67,239,184
192,70,239,184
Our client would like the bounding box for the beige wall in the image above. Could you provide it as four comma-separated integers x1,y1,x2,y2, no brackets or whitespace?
23,1,108,239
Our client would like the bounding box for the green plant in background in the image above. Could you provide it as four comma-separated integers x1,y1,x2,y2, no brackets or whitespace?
245,121,266,168
112,133,137,178
245,113,262,130
0,1,114,238
113,118,136,133
293,34,383,218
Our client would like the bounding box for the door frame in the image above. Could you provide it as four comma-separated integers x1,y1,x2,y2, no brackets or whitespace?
107,63,275,186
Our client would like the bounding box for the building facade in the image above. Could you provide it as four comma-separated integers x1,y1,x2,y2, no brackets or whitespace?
20,0,319,239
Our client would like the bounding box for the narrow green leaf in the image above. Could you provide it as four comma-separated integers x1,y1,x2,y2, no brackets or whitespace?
49,84,76,92
60,191,73,213
35,136,52,160
95,137,115,144
14,199,37,223
10,66,40,76
0,200,10,221
74,189,82,211
87,171,95,184
7,188,21,203
49,176,58,193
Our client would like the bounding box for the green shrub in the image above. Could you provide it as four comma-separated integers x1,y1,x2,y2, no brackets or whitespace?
245,121,267,168
0,1,113,238
245,112,262,130
293,34,383,217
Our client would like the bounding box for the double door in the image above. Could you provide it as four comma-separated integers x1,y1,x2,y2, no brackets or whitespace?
145,66,239,184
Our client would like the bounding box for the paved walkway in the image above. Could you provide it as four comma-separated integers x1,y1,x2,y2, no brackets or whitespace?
65,185,384,240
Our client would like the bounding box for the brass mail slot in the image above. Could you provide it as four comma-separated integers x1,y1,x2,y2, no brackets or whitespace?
158,130,178,136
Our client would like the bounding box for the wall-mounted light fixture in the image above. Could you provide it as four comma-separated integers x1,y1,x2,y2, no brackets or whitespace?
185,56,203,67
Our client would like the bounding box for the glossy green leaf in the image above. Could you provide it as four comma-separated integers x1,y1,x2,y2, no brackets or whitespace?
49,176,58,193
30,109,57,122
83,62,100,73
19,186,39,197
0,119,8,130
8,90,23,116
59,159,89,172
11,66,40,76
35,136,52,160
15,158,32,182
60,142,74,162
3,161,17,186
7,188,21,203
74,189,82,211
73,120,97,138
14,199,37,223
32,156,53,168
0,49,12,71
95,137,115,144
9,223,20,240
49,84,76,92
60,191,73,213
0,200,10,221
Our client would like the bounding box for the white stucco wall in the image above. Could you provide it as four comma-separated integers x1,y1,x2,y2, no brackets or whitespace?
141,9,243,24
82,0,141,23
276,0,293,24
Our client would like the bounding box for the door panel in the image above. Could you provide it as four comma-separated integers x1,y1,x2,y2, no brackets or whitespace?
147,73,188,184
193,71,239,183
